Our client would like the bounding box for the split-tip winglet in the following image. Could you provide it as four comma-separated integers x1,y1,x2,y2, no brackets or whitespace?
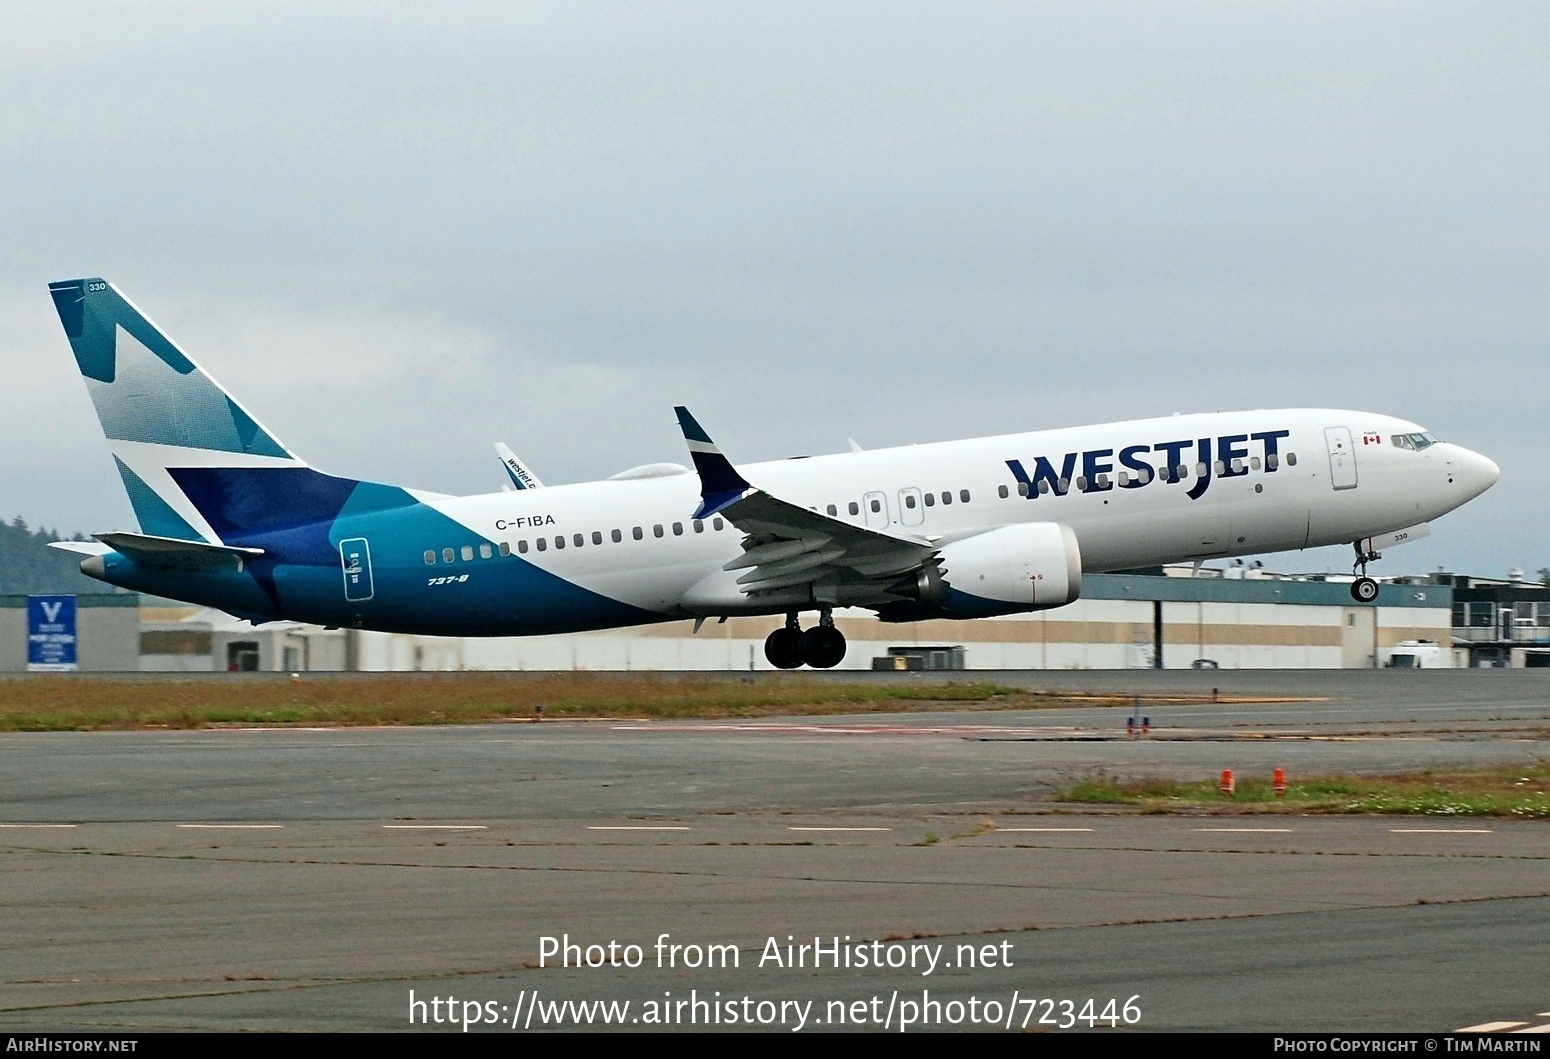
674,406,751,519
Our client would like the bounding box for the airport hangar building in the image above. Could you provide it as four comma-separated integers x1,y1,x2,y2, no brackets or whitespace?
11,568,1546,673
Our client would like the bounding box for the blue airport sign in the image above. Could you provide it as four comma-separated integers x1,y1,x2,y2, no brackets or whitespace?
27,594,77,671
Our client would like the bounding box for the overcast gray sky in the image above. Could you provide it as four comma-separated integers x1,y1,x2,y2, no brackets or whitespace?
2,2,1544,576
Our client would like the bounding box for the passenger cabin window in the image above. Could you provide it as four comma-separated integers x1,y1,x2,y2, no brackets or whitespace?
870,499,881,513
461,545,474,561
693,520,704,533
1266,454,1280,471
612,529,622,543
633,527,644,540
1075,476,1088,491
826,504,837,516
996,485,1007,499
673,522,683,536
442,547,455,563
941,491,952,505
848,502,859,516
592,531,603,545
713,518,724,530
517,540,528,554
653,524,664,538
499,542,511,556
573,534,584,548
904,494,917,509
959,489,970,503
554,536,565,549
1286,452,1298,466
925,492,936,506
1018,481,1030,496
536,538,547,552
479,543,493,559
424,550,436,565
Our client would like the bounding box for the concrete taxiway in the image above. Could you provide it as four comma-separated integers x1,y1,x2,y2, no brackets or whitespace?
0,670,1546,1032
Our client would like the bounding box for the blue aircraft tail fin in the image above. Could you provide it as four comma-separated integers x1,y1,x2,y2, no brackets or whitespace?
48,278,413,544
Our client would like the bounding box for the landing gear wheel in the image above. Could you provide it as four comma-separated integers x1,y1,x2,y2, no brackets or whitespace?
1351,577,1379,604
764,627,805,669
801,625,847,669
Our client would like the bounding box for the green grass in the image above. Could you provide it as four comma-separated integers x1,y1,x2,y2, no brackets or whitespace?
0,672,1201,732
1056,763,1550,818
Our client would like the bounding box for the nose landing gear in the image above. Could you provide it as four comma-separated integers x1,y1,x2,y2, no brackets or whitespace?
1351,540,1381,603
762,609,848,669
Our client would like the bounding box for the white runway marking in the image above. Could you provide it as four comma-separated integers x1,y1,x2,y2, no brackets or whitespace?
1458,1022,1528,1032
1194,828,1294,833
176,824,283,829
587,826,690,831
994,827,1095,833
1514,1025,1550,1034
1390,828,1493,834
381,824,486,830
787,826,892,832
0,823,76,828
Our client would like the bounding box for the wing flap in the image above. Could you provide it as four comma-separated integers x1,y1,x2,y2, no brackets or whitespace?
674,406,935,603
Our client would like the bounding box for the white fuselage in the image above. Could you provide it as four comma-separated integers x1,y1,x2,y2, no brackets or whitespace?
421,409,1499,620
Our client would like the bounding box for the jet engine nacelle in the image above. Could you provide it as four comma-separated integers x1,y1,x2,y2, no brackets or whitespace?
884,522,1082,621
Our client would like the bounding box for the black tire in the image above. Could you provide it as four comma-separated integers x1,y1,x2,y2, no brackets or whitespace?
1351,577,1379,603
764,627,805,669
801,626,847,669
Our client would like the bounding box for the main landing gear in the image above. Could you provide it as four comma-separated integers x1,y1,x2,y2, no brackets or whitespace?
764,609,847,670
1351,540,1381,604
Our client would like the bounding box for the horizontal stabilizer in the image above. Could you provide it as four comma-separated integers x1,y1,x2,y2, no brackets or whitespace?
47,540,112,557
95,531,265,573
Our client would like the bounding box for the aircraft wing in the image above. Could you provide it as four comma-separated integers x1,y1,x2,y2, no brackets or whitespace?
674,406,934,597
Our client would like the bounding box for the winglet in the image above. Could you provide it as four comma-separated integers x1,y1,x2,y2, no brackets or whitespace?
674,406,752,519
495,443,544,490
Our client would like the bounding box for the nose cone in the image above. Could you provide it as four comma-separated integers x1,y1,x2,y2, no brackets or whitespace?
1453,446,1500,500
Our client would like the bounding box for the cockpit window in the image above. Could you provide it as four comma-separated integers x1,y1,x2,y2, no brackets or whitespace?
1391,432,1440,452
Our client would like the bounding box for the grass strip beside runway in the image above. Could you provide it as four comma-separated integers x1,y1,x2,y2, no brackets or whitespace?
1056,763,1550,817
0,673,1238,731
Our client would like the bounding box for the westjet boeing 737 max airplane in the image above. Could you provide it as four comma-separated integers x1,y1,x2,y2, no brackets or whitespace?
46,278,1499,668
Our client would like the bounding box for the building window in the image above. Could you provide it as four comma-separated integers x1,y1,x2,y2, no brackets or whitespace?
424,550,436,565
